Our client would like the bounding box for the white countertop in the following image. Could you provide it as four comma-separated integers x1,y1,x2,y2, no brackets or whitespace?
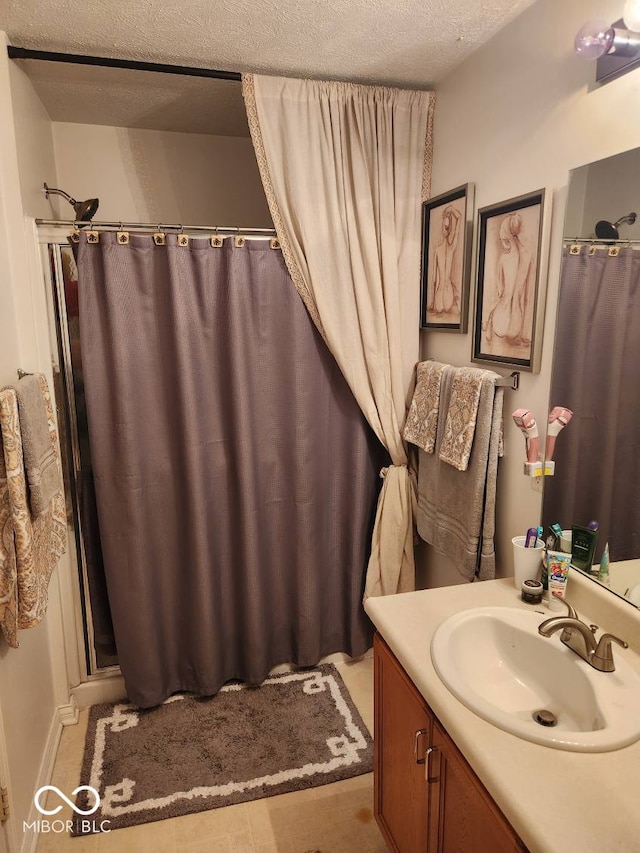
365,575,640,853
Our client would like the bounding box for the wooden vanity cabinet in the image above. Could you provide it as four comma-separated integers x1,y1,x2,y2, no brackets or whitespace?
374,635,527,853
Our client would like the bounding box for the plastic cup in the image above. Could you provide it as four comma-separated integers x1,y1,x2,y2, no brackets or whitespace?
559,530,572,553
512,536,545,589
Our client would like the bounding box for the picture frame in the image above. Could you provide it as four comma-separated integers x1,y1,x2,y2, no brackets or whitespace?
420,183,474,332
472,188,550,373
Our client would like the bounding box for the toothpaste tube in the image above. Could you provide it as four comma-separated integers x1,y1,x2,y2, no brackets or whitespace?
547,550,572,610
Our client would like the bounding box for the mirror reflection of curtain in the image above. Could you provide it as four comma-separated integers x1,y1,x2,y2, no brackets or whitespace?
543,247,640,561
77,233,385,708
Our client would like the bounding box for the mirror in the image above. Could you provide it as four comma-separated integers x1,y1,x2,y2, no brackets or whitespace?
542,147,640,609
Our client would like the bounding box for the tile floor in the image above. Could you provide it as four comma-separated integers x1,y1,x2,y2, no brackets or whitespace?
36,654,386,853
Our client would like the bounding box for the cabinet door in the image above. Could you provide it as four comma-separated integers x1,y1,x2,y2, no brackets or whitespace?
428,720,526,853
374,635,432,853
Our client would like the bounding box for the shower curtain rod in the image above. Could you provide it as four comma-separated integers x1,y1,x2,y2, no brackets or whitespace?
36,219,276,235
7,46,242,81
564,237,640,244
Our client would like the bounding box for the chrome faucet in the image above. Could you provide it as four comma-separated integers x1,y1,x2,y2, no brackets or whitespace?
538,596,628,672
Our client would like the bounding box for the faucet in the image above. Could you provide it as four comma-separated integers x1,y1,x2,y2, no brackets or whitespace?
538,596,628,672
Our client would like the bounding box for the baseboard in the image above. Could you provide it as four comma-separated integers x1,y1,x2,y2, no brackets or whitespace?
71,675,127,708
20,711,63,853
57,698,78,727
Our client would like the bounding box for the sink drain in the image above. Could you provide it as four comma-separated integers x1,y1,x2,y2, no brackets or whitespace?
533,709,558,727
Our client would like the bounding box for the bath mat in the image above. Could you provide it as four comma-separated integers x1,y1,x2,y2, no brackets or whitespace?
73,664,372,834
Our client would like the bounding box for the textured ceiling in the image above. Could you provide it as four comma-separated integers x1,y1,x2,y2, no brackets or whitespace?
1,0,534,135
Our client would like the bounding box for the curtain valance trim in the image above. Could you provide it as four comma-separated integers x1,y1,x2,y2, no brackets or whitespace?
422,93,436,203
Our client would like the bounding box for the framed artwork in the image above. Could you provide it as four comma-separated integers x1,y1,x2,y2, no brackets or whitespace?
420,183,474,332
472,189,550,373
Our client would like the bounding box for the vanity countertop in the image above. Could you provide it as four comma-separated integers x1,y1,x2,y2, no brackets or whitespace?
365,575,640,853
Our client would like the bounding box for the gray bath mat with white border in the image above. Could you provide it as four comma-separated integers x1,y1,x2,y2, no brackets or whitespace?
73,663,373,834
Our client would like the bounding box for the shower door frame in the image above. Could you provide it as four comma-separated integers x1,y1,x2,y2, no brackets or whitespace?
38,227,121,684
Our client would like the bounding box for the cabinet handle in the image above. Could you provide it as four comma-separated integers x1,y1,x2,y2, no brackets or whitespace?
425,746,440,783
413,728,429,764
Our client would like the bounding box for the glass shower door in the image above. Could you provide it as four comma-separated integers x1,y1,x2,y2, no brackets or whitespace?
45,241,118,674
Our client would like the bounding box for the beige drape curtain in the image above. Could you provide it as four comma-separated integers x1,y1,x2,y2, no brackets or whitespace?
243,74,435,597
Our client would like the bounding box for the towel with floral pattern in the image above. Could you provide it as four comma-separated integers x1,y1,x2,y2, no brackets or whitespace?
0,444,18,646
0,376,66,647
439,367,499,471
403,361,446,453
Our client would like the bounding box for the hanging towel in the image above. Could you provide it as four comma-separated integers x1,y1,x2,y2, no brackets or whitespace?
439,366,487,471
0,444,18,647
403,361,446,453
416,366,504,581
0,380,66,646
14,373,61,517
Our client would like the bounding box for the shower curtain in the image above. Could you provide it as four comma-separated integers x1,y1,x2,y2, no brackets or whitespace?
543,247,640,561
243,75,434,598
77,232,384,708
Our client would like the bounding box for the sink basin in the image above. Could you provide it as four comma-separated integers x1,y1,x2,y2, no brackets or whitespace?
431,606,640,752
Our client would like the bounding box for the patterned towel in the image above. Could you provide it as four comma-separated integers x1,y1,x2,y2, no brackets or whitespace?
416,368,504,581
0,446,18,646
403,361,446,453
0,378,66,647
15,374,62,517
439,367,492,472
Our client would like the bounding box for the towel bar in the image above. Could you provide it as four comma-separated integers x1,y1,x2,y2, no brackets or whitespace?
418,361,520,391
494,372,520,390
16,369,33,379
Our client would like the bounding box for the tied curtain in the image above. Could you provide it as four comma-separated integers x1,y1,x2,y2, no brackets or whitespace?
243,75,435,597
78,233,384,708
543,248,640,561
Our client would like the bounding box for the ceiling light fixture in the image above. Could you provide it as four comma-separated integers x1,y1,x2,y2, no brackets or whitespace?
574,11,640,83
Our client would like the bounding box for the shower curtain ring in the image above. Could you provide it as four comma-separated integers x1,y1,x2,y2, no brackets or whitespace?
211,226,224,248
116,223,130,245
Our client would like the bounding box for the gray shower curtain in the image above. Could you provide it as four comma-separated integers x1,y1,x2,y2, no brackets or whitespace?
77,233,384,708
543,247,640,561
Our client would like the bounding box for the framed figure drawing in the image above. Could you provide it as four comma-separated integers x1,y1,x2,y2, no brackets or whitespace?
473,189,550,372
420,184,474,332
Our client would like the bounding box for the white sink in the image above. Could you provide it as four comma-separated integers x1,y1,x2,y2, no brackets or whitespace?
431,606,640,752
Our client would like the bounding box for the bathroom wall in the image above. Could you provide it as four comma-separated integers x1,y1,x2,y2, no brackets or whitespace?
0,39,68,850
580,148,640,240
418,0,640,588
9,62,57,219
51,122,272,227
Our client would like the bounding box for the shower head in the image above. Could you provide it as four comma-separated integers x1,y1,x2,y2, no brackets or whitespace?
594,211,637,239
44,183,99,221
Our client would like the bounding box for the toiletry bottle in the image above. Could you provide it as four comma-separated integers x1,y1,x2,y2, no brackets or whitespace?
598,543,610,586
